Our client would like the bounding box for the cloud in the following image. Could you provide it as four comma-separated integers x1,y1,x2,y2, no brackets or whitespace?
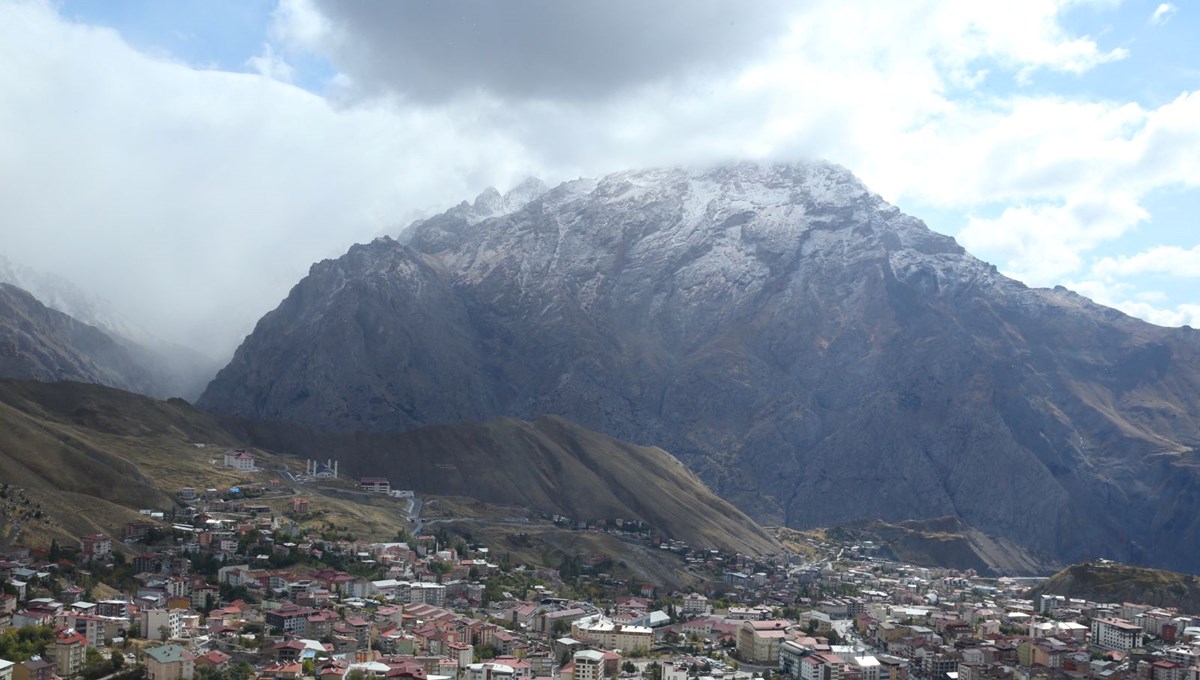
0,0,542,356
246,43,295,82
1067,279,1200,328
1149,3,1178,26
957,192,1148,285
1,0,1196,362
1093,245,1200,278
273,0,794,103
273,0,1126,105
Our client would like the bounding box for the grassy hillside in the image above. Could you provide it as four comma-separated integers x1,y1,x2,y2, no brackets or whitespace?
1029,561,1200,614
0,379,778,558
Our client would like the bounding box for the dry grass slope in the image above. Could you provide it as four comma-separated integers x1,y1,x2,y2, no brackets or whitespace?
0,379,777,558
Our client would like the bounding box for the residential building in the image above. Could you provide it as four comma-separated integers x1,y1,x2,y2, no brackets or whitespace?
571,615,652,654
223,450,255,471
142,609,184,641
737,620,791,665
799,654,844,680
12,658,56,680
145,645,195,680
1091,618,1144,651
48,629,87,678
573,651,606,680
681,593,711,617
79,534,111,560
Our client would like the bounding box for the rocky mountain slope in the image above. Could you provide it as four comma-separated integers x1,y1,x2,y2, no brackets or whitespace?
0,283,167,395
827,517,1059,576
1029,561,1200,614
199,161,1200,571
0,378,776,556
0,259,219,399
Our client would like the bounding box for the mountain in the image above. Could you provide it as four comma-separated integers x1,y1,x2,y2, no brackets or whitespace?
1029,561,1200,615
0,378,776,557
0,256,219,399
199,161,1200,571
0,283,168,395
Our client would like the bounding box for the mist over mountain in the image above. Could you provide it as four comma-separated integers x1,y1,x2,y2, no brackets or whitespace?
0,256,220,399
0,282,165,395
199,161,1200,571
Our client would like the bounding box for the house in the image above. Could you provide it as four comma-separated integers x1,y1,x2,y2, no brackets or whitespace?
0,659,13,680
223,449,255,471
193,651,230,670
145,644,195,680
12,658,56,680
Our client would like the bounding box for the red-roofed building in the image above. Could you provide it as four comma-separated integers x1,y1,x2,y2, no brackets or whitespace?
195,650,231,669
49,628,88,678
224,449,255,471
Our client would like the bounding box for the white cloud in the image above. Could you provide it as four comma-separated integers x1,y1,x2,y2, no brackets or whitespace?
957,192,1148,285
245,43,294,82
1068,278,1200,328
1149,3,1178,26
0,1,540,355
1093,245,1200,278
1,0,1198,360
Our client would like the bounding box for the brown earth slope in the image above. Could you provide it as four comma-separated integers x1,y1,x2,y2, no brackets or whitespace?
0,379,777,556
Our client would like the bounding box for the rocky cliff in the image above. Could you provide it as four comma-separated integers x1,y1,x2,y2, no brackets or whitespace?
199,161,1200,571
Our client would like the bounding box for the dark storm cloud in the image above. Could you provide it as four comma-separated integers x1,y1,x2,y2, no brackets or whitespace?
305,0,792,101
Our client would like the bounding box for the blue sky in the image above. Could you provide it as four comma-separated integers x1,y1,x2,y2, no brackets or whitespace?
0,0,1197,354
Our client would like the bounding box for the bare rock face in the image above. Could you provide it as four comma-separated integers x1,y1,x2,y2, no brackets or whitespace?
199,161,1200,571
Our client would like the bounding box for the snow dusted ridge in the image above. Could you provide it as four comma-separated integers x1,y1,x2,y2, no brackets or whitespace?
411,160,1006,314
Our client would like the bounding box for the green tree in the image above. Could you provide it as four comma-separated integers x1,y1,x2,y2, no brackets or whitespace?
0,626,55,662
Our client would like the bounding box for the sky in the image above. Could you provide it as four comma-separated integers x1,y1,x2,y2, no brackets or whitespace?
0,0,1197,360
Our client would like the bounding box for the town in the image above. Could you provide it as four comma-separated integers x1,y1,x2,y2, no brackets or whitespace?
1,450,1198,680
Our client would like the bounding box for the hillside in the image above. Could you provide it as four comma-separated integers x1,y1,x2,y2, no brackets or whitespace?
1029,561,1200,614
0,378,777,557
0,283,164,395
828,517,1060,576
226,413,778,555
0,257,218,400
198,161,1200,572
